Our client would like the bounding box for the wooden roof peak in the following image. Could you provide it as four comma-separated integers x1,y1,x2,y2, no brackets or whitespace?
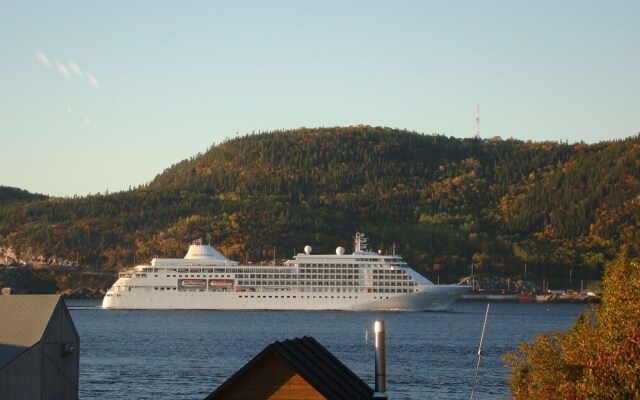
206,336,375,400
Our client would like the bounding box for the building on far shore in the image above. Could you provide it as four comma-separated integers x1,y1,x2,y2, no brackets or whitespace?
0,291,80,400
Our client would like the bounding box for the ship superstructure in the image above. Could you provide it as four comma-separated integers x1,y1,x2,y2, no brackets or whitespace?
102,233,469,311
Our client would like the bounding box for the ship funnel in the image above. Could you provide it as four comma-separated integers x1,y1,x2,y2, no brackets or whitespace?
373,320,388,399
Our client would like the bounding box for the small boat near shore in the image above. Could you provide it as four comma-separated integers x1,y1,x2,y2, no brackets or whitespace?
517,293,536,303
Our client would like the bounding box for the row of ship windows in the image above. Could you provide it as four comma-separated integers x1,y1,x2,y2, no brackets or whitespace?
237,273,410,280
296,268,405,274
144,278,414,287
236,281,417,287
133,277,416,287
124,287,416,294
235,295,393,300
139,273,412,282
232,294,398,300
142,265,405,274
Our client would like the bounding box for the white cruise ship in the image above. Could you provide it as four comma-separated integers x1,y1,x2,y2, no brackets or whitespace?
102,233,470,311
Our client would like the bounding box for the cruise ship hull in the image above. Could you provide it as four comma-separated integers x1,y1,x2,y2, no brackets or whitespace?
102,284,469,311
102,234,470,312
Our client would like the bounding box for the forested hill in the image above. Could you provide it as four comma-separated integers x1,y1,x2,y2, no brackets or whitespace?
1,126,638,285
0,186,48,204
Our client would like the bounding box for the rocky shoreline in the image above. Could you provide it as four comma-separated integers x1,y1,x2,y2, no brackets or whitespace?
59,287,106,300
1,262,113,300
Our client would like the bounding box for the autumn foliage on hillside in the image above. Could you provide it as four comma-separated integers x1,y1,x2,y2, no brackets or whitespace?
0,126,638,288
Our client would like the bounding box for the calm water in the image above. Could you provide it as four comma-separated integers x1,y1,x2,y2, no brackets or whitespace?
67,300,588,400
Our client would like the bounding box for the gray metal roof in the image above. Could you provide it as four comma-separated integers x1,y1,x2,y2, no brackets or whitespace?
207,336,375,400
0,294,62,368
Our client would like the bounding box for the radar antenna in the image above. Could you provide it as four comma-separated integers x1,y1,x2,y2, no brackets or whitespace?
475,105,481,139
354,232,369,253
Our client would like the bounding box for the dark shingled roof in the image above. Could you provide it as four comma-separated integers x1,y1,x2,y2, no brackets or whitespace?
207,336,374,400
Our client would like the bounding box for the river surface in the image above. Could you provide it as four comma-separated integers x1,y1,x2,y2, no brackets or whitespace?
67,300,588,399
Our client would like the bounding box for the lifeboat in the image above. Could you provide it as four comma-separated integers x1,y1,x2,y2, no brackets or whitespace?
180,279,206,287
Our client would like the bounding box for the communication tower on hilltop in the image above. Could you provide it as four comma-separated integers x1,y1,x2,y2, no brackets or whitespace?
475,105,481,139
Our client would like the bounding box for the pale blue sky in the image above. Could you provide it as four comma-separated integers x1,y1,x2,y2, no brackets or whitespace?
1,1,638,197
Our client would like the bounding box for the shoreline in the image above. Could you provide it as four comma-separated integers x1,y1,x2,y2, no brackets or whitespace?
459,293,600,304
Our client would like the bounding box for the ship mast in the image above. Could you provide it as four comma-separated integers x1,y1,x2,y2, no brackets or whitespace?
354,232,369,253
